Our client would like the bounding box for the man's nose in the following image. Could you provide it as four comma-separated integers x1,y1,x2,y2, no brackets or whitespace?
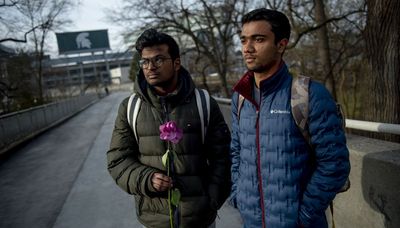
243,42,254,53
147,60,157,69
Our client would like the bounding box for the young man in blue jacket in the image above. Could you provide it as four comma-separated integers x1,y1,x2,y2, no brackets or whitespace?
230,8,350,228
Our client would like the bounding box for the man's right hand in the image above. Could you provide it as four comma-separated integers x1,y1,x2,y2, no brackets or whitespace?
151,172,173,192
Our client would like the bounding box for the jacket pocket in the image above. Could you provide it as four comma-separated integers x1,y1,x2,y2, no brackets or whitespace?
141,196,169,215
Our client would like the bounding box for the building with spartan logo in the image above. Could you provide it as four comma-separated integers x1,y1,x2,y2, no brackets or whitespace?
42,29,133,96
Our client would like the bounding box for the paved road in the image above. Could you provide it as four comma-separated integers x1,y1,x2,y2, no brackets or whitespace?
0,92,242,228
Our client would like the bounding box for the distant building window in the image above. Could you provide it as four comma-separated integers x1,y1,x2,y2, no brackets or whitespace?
83,68,94,74
69,69,79,75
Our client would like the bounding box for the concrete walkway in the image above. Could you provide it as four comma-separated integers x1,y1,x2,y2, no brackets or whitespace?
0,92,242,228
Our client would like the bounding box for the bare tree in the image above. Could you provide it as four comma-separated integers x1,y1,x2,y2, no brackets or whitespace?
314,0,336,99
0,0,18,7
264,0,365,101
326,1,367,118
1,0,75,103
108,0,250,97
0,25,44,43
0,52,35,114
111,0,366,100
0,0,57,44
365,0,400,141
1,0,44,44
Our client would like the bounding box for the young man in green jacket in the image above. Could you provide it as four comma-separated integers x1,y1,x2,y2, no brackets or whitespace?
107,29,231,228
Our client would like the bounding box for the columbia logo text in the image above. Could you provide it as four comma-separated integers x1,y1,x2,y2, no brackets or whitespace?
270,109,290,114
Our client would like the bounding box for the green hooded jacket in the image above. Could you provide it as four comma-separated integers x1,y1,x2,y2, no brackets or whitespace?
107,67,231,228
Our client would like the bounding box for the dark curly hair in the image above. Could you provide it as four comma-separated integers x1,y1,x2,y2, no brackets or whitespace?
135,28,180,60
242,8,291,44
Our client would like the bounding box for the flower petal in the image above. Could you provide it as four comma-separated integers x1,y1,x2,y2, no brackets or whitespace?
159,121,183,144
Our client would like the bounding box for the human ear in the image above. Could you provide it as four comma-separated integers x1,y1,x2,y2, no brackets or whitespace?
278,39,289,52
174,58,181,70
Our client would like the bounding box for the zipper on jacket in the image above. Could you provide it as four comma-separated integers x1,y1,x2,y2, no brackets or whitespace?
160,97,169,121
255,109,266,228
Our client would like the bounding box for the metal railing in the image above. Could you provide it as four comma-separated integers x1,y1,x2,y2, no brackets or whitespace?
0,94,99,155
345,119,400,135
214,97,400,135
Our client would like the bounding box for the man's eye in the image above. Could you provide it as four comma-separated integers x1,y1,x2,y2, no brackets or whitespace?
155,58,163,64
255,38,264,42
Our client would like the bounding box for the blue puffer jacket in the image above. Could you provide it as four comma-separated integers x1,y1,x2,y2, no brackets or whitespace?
230,63,350,228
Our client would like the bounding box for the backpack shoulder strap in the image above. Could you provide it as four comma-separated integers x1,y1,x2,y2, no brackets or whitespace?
127,93,142,143
291,75,311,143
194,88,210,144
237,94,245,119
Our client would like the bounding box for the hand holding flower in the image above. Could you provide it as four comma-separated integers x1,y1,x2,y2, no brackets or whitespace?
151,172,173,192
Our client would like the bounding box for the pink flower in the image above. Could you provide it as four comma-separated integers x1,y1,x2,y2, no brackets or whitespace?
159,121,183,144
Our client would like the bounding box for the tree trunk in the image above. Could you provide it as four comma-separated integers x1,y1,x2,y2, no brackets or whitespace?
38,32,46,103
218,70,230,98
201,72,210,92
365,0,400,141
314,0,337,100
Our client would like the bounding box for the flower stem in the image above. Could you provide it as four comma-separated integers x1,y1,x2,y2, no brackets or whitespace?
169,190,173,228
167,153,173,228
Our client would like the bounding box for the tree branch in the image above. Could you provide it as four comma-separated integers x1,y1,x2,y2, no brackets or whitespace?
0,0,18,7
288,9,365,49
0,23,41,43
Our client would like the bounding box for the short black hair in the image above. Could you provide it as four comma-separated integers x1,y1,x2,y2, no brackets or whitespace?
135,28,180,60
241,8,291,44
